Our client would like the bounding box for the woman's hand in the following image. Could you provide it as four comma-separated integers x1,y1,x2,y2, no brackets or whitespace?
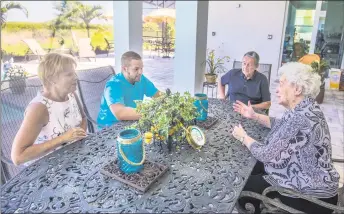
60,127,87,143
233,100,256,119
232,124,248,142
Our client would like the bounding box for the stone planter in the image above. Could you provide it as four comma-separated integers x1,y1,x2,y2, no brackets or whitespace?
205,74,217,84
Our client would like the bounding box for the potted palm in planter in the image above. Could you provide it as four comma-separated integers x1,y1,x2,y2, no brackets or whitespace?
203,49,230,84
311,59,330,104
7,65,29,94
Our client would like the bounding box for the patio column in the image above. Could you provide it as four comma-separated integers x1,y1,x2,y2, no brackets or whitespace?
172,1,209,94
113,1,143,73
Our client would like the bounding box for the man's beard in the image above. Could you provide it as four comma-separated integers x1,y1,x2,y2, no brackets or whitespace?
128,74,141,84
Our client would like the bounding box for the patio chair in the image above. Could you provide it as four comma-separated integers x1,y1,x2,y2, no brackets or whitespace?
22,39,47,61
1,76,43,184
78,38,96,62
76,65,116,133
104,38,114,57
236,159,344,214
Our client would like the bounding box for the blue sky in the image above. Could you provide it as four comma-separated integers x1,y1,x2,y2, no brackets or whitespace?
6,1,157,24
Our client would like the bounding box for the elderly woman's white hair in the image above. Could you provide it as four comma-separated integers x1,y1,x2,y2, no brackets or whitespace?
278,62,321,98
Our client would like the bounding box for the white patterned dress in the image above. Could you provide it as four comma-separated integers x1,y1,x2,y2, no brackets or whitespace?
23,92,83,166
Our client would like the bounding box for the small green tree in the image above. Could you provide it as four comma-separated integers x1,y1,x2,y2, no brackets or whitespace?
1,1,28,28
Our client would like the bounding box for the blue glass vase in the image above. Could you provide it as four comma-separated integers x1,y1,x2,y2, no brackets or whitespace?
116,129,145,174
194,93,208,121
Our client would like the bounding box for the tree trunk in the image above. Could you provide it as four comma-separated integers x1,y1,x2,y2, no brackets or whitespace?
86,25,90,38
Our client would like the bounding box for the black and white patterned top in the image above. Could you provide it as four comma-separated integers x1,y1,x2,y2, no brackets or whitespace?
250,97,340,198
23,92,82,166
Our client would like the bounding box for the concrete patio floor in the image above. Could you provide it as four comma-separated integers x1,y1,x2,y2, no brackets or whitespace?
12,53,344,185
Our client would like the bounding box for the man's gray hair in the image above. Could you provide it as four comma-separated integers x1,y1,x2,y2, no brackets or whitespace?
243,51,260,67
278,62,321,98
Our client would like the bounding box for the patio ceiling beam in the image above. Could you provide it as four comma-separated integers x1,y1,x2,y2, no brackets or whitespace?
113,1,143,73
173,1,209,94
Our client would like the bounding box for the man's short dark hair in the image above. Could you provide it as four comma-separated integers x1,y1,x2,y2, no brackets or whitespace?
121,51,142,67
243,51,260,67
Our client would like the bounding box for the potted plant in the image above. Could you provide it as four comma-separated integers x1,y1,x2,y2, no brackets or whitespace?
131,89,199,152
58,37,65,49
203,49,230,84
6,65,29,94
311,59,330,104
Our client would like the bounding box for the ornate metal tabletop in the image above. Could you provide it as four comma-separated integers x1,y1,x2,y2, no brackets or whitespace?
1,98,270,213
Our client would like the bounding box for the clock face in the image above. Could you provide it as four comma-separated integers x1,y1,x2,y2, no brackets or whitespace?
190,127,205,146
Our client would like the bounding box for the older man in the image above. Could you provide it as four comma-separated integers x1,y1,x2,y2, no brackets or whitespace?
97,51,163,127
218,51,271,110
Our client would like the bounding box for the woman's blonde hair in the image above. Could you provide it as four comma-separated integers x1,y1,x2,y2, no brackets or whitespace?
38,53,77,86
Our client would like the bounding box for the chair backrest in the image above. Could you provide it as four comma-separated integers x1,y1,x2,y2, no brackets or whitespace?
76,66,116,132
233,60,272,84
1,76,43,183
78,38,96,58
22,39,46,56
71,30,78,49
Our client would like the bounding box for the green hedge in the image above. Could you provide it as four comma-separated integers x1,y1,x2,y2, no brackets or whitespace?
3,22,111,32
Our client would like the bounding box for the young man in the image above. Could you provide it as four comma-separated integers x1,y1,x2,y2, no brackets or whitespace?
218,51,271,111
97,51,162,127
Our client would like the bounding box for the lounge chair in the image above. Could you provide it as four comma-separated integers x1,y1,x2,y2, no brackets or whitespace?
22,39,47,61
78,38,96,62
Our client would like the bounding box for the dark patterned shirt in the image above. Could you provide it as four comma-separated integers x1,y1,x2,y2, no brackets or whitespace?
250,97,340,198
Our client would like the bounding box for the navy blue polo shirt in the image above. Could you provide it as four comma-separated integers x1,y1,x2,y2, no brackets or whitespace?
221,69,271,105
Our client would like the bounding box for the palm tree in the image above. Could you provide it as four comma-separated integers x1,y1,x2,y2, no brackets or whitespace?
72,2,105,38
1,1,28,27
48,1,79,51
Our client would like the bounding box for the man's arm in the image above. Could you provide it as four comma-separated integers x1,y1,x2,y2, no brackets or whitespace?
218,71,231,99
104,82,140,121
109,104,141,121
252,76,271,110
252,101,271,110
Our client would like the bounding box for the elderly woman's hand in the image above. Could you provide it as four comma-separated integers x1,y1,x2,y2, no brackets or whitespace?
232,124,248,143
233,100,256,119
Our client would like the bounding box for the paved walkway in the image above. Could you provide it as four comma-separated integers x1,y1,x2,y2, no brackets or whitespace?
11,55,344,185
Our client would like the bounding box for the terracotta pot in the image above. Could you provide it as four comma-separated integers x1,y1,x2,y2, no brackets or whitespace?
205,74,217,84
316,87,325,104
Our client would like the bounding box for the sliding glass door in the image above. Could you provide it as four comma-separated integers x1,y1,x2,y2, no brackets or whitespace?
280,1,344,69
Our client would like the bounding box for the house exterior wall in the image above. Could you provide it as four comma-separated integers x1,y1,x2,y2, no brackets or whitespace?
207,1,288,82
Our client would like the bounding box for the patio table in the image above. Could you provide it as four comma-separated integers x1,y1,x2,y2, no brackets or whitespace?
1,98,270,213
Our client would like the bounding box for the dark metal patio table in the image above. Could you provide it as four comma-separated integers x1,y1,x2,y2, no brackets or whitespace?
1,98,270,213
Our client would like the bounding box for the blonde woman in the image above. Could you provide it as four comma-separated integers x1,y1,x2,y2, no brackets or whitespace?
11,53,87,166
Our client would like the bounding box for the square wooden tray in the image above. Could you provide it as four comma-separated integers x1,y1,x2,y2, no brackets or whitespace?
100,159,169,193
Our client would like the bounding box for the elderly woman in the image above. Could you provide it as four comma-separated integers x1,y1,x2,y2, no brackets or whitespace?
11,53,87,166
232,62,339,214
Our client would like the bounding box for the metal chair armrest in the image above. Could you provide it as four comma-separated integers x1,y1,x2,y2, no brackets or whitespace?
332,158,344,163
236,190,304,213
237,186,344,214
1,154,14,166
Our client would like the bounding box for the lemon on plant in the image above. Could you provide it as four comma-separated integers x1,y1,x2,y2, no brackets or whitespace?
144,132,153,139
145,138,153,144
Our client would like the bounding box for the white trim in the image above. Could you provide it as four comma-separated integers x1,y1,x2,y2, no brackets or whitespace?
277,0,290,77
309,1,323,54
